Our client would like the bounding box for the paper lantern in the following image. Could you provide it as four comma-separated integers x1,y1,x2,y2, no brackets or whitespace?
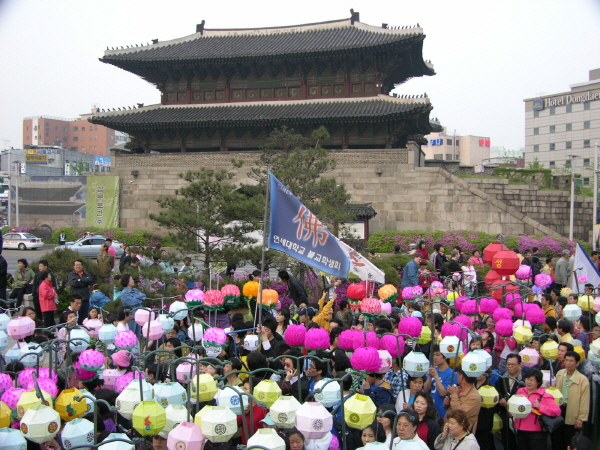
338,329,359,351
313,379,341,407
361,297,381,315
378,284,398,303
541,370,551,388
284,324,306,347
141,320,164,340
495,319,514,337
534,273,552,288
507,394,532,419
257,289,278,309
541,340,559,360
204,289,225,310
492,307,512,322
491,282,519,302
305,328,331,351
398,316,422,337
515,265,532,280
243,334,260,351
102,369,121,391
525,306,545,325
353,331,379,350
176,363,197,384
116,387,151,420
440,336,463,359
379,300,392,315
270,395,302,429
185,288,205,303
563,304,582,321
4,343,24,364
0,374,12,396
16,389,52,418
295,402,333,439
588,350,600,369
545,387,564,406
254,380,282,407
55,388,87,422
491,414,503,434
216,386,248,415
492,250,520,276
164,404,190,433
74,363,99,384
243,280,260,300
377,350,393,374
132,401,167,436
519,348,539,368
484,270,501,290
0,401,11,428
155,382,187,408
157,314,175,334
403,351,430,377
187,322,204,343
199,405,237,442
61,418,95,450
484,242,508,266
84,318,104,339
102,433,134,450
577,295,594,312
461,300,478,315
574,345,585,362
221,284,241,305
478,385,500,409
98,324,118,344
513,326,533,345
134,309,155,326
7,316,35,340
114,330,137,350
69,327,91,352
203,327,227,348
79,349,105,371
379,334,404,358
0,330,7,351
347,283,366,302
19,342,44,368
0,313,10,332
401,286,417,300
0,428,26,450
472,349,492,370
78,389,95,414
168,422,204,450
115,372,137,394
350,347,381,372
561,287,573,297
169,300,188,320
20,404,60,443
248,428,286,450
578,274,588,283
461,351,487,377
343,393,376,430
191,374,218,402
125,378,154,401
1,388,25,410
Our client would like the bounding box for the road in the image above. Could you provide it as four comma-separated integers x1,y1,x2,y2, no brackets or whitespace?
2,245,57,273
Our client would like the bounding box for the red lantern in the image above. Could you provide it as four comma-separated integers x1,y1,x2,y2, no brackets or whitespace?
491,250,520,276
483,242,508,267
484,270,502,290
491,281,519,302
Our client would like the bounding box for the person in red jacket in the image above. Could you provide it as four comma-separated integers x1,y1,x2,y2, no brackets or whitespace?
38,270,57,329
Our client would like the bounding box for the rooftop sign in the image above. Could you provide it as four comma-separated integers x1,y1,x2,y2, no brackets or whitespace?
533,91,599,111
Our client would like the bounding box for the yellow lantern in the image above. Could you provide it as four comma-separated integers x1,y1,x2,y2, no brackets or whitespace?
258,289,279,309
254,380,282,408
378,285,398,303
343,393,376,430
540,340,559,360
0,401,11,428
446,291,459,302
55,388,87,422
478,386,500,409
513,326,533,345
573,345,585,362
132,401,167,436
560,287,573,297
545,387,564,406
578,294,594,311
447,353,464,368
17,389,52,418
417,326,432,345
243,281,259,300
491,414,503,434
190,374,218,403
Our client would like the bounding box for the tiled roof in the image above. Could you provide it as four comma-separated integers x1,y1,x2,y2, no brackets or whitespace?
88,95,432,130
346,203,377,219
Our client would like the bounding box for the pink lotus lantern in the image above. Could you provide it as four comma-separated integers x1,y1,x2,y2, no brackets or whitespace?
401,286,417,300
379,334,404,358
202,327,227,347
221,284,240,305
305,328,330,351
353,331,379,350
441,321,461,338
102,369,121,391
114,330,138,350
17,369,36,389
168,422,204,450
398,316,422,337
534,273,552,288
479,298,498,315
505,293,521,308
330,434,340,450
26,378,58,399
350,347,381,372
515,265,532,280
461,300,478,315
377,350,392,374
496,319,514,337
519,348,540,368
84,318,103,338
74,362,98,382
454,296,468,312
79,349,105,371
411,285,424,298
295,402,333,440
114,372,142,394
185,289,205,303
176,363,197,384
38,368,58,383
361,298,381,315
141,320,164,341
1,388,24,410
578,274,588,283
338,329,358,351
7,316,35,340
0,374,13,395
379,300,392,315
525,305,545,325
493,307,513,322
593,297,600,313
134,309,156,327
284,324,306,347
203,290,225,311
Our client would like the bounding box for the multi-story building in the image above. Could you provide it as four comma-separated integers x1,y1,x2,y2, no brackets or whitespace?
22,109,129,156
524,68,600,186
422,128,491,166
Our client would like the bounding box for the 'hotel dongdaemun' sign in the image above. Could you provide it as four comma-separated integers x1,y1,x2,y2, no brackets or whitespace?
533,91,599,110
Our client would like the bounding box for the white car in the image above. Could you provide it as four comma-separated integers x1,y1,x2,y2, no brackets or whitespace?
3,232,44,250
55,235,125,258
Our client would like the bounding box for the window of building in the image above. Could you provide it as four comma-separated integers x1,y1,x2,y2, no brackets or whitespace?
534,110,539,118
81,147,85,151
81,137,85,141
26,136,30,140
584,178,590,185
26,126,30,130
45,122,49,126
566,123,572,131
63,138,67,142
549,143,555,150
73,126,78,131
64,127,68,132
566,141,572,149
584,140,591,148
584,121,591,129
94,125,98,130
584,102,591,110
567,105,572,113
455,140,459,146
446,154,453,160
584,158,590,167
533,144,539,152
94,146,97,151
565,160,572,168
81,126,86,131
55,126,59,131
73,137,78,142
534,127,539,135
550,125,555,133
433,154,443,160
549,161,555,168
550,107,556,115
110,136,114,140
446,139,452,145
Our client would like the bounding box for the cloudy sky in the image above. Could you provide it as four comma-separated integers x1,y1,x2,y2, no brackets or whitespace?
0,0,599,152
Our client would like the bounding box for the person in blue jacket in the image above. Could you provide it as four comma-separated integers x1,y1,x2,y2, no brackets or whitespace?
362,371,394,408
401,253,423,287
119,273,145,308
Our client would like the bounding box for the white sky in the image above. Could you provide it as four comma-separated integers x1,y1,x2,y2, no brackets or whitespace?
0,0,599,151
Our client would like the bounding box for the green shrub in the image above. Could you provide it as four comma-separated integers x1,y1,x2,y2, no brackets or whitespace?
50,227,176,247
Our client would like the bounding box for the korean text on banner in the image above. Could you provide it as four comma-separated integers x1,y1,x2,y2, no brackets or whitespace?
337,238,385,284
85,176,120,229
268,174,350,278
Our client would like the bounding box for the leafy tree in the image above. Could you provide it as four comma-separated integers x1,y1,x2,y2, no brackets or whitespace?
149,168,263,268
527,157,544,169
71,159,91,176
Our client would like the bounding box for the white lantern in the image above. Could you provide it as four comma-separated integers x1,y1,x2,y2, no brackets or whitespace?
247,428,286,450
0,330,8,351
472,349,492,369
313,379,341,407
164,404,190,433
19,342,44,368
377,350,393,374
0,314,10,332
440,336,463,359
61,418,95,450
141,320,164,340
69,328,91,352
187,323,204,342
199,405,238,442
100,433,134,450
19,404,61,444
590,338,600,358
98,324,118,344
270,395,302,429
403,351,430,377
134,309,155,327
588,349,600,368
125,378,154,401
563,304,583,321
154,382,187,408
216,386,248,415
295,402,333,440
541,370,551,388
116,387,152,420
507,394,531,419
5,343,25,364
170,301,188,320
244,334,260,351
0,428,27,450
461,351,487,377
79,389,96,414
157,314,174,333
512,319,532,330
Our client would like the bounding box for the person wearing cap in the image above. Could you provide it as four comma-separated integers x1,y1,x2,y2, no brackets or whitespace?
152,432,168,450
260,412,278,429
111,350,132,374
298,307,316,326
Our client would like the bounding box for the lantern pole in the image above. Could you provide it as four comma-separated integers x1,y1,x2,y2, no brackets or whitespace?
257,169,272,330
268,354,329,402
317,371,357,450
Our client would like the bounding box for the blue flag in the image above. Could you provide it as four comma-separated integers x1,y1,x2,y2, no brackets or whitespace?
268,173,350,278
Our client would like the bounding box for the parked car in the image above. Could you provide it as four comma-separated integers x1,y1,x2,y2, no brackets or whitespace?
3,232,44,250
55,235,124,258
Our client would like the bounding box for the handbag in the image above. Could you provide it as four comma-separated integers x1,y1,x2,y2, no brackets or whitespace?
539,413,564,433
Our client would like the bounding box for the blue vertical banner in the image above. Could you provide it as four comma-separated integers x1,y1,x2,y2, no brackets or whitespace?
268,173,350,278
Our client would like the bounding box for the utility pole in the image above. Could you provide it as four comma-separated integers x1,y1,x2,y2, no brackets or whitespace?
594,142,599,249
568,155,579,241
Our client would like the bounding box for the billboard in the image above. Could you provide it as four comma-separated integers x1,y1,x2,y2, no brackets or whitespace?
85,176,119,229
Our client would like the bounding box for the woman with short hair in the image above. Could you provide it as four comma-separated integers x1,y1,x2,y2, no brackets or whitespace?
434,409,480,450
